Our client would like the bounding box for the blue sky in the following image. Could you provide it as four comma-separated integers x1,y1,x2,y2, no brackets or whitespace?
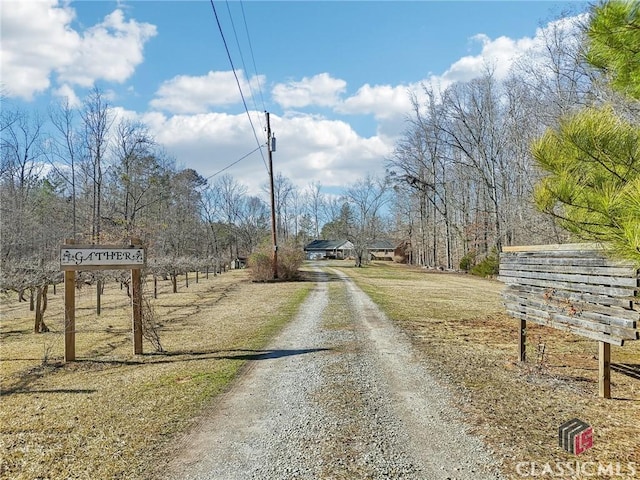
2,0,588,196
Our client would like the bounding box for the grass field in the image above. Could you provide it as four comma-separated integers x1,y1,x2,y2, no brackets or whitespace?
332,261,639,480
0,270,312,479
1,261,638,479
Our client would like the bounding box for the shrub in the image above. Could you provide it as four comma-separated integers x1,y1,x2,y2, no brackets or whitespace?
470,250,499,278
248,241,305,282
459,251,476,271
278,246,305,280
247,251,272,281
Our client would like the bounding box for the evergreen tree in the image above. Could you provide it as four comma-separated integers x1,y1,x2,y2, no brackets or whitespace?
533,0,640,265
532,106,640,263
586,0,640,100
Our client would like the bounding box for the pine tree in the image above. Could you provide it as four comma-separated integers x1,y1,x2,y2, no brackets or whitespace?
532,0,640,265
532,107,640,263
586,0,640,100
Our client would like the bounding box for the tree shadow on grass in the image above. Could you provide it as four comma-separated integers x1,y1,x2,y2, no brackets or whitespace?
216,347,331,361
0,348,332,396
4,388,97,395
77,347,332,365
611,363,640,381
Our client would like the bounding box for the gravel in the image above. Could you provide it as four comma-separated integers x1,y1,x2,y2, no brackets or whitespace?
164,267,505,480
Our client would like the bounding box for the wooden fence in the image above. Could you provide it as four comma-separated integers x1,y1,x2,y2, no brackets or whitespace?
499,244,639,398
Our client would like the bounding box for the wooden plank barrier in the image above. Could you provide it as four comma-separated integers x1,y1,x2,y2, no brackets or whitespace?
499,244,639,399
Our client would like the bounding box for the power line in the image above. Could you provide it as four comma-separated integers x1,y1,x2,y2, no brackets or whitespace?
239,0,267,112
224,0,265,131
209,0,268,174
204,145,264,181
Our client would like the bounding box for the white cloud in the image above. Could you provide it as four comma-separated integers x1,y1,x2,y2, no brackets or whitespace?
421,14,586,94
274,114,391,188
1,0,79,99
272,73,347,109
138,13,587,197
339,83,417,120
57,9,157,87
138,110,391,195
150,71,265,114
52,84,81,108
0,1,156,100
142,111,259,147
436,33,535,86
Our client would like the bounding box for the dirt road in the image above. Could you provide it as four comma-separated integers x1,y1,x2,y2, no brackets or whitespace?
164,268,504,480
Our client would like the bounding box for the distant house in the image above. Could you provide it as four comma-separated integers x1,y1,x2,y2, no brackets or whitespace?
368,240,396,261
304,239,354,260
304,239,397,261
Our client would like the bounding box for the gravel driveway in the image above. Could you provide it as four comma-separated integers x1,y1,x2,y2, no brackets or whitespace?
164,267,504,480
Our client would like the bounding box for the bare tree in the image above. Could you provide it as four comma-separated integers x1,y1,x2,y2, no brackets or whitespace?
236,196,269,254
216,174,248,260
264,172,295,241
0,109,45,263
439,69,510,253
81,87,113,244
304,181,325,240
106,119,162,236
200,184,224,258
512,13,595,127
49,98,82,239
387,88,454,267
343,175,391,267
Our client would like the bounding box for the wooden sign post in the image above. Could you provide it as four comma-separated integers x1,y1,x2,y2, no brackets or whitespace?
60,239,146,361
64,239,76,362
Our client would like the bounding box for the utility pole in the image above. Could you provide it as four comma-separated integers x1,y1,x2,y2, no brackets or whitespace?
266,112,278,279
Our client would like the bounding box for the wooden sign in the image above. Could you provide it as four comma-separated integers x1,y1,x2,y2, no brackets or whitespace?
499,243,639,399
60,246,145,270
61,239,145,361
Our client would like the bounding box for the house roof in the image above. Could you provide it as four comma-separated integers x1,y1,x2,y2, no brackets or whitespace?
304,239,395,251
369,240,396,250
304,239,351,251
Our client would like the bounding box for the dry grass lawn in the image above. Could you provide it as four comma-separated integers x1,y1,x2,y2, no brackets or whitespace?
2,261,638,480
333,261,639,480
0,270,312,480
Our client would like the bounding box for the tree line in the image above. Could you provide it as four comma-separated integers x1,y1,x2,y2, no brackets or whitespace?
388,2,638,271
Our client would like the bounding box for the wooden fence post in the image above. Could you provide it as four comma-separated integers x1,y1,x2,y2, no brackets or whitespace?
599,341,611,399
64,239,76,362
518,318,527,362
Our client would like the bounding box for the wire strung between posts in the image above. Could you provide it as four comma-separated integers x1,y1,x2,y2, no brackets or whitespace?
204,145,263,181
239,0,267,112
224,0,265,131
